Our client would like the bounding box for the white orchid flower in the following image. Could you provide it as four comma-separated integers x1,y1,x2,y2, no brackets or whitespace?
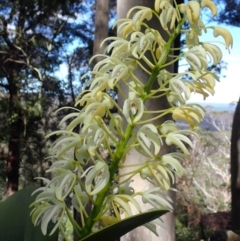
130,31,155,58
165,131,193,155
128,7,153,30
109,113,124,137
118,179,135,195
160,120,179,134
71,184,89,212
202,42,222,65
185,46,208,70
103,37,131,57
169,76,192,104
46,159,78,173
136,124,161,157
201,0,218,16
162,154,185,177
159,4,177,30
85,161,110,196
49,169,76,201
143,218,164,237
172,104,205,128
157,69,173,86
112,194,141,218
141,187,173,210
31,200,65,236
212,26,233,49
123,91,144,124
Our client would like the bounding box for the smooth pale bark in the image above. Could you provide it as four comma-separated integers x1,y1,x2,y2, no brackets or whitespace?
117,1,176,240
231,97,240,233
91,0,110,67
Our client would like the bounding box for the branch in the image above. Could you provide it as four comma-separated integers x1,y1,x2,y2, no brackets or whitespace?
0,15,14,49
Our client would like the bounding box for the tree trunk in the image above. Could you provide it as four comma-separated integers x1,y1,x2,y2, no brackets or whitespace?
74,0,110,237
117,1,177,240
231,97,240,233
6,70,24,197
91,0,110,67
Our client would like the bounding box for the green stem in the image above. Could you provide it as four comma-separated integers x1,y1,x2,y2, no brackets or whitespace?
144,18,185,94
78,17,185,240
65,205,81,237
79,124,134,238
59,224,71,241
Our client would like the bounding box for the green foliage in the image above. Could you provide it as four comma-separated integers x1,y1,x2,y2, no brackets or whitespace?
176,219,198,241
176,218,214,241
175,205,213,241
0,186,58,241
177,119,231,214
0,185,168,241
0,0,96,194
175,110,232,240
59,213,74,241
79,210,168,241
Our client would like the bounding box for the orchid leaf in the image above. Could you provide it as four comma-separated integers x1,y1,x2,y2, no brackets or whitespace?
79,210,168,241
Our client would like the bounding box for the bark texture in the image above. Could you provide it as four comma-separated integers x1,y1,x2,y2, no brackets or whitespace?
231,98,240,233
117,1,177,240
6,68,24,197
92,0,110,66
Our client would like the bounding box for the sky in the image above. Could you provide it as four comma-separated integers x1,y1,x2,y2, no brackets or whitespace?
188,25,240,104
56,17,240,105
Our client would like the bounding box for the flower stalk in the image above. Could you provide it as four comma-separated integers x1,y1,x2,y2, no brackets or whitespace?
30,0,233,239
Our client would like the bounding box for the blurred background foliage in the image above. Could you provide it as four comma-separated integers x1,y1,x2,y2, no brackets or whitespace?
0,0,239,240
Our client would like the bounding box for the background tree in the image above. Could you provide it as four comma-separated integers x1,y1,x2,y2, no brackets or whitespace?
91,0,110,66
214,0,240,233
117,0,181,240
217,0,240,27
231,97,240,233
0,0,93,196
174,105,234,240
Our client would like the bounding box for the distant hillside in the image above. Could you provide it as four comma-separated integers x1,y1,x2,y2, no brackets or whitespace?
201,102,237,112
190,102,237,111
177,102,236,131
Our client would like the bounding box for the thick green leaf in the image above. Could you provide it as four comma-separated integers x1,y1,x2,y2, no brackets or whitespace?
0,186,58,241
79,210,168,241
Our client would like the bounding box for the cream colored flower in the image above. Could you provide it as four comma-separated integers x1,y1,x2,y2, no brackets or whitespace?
154,0,170,13
118,180,135,195
71,184,89,212
187,1,201,22
115,19,134,39
201,0,218,16
165,131,193,155
185,46,208,70
172,104,205,128
31,200,65,236
142,187,173,210
202,42,222,65
102,37,131,58
180,2,201,25
160,120,179,134
85,161,110,195
130,31,155,59
112,194,141,218
212,26,233,49
136,124,161,157
186,29,199,48
157,69,173,86
169,76,192,104
127,7,153,30
123,91,144,124
159,3,177,30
